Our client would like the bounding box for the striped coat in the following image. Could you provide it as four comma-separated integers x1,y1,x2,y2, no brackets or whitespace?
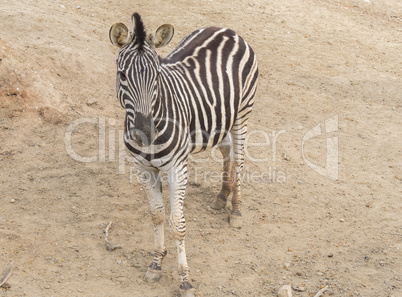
110,13,258,296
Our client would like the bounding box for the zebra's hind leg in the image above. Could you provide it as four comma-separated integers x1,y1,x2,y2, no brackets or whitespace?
229,118,248,228
211,133,234,210
138,167,167,283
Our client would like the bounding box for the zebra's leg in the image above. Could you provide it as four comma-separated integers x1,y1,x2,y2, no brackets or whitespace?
138,167,167,283
229,118,248,228
211,133,234,210
167,162,195,297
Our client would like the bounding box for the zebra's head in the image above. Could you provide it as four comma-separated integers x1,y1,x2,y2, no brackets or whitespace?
109,13,174,147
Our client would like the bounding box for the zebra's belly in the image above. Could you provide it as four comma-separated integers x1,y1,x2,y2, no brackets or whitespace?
189,128,229,154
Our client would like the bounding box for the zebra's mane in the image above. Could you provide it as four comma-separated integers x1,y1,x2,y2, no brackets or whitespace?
133,13,146,50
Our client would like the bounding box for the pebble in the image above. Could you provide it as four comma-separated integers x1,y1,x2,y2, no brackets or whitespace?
292,286,306,292
278,285,292,297
10,199,16,203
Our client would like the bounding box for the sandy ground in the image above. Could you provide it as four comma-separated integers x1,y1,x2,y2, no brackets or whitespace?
0,0,401,296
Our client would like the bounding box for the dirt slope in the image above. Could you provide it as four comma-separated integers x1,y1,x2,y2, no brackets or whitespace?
0,0,401,296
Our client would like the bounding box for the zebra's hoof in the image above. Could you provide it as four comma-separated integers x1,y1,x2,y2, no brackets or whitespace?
144,268,162,283
210,197,226,210
180,287,196,297
229,214,243,228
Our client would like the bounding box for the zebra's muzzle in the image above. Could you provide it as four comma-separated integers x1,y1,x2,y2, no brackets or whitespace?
131,112,156,147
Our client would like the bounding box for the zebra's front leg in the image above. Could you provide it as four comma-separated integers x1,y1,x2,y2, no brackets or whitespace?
167,162,195,297
138,167,167,283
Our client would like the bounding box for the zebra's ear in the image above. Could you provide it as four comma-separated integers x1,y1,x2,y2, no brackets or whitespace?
152,24,174,48
109,23,131,48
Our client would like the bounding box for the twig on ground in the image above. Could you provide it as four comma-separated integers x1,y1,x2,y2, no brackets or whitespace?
313,285,329,297
104,222,122,251
69,106,82,115
0,262,14,288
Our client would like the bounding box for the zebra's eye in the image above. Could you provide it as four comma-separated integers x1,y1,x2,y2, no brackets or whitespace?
118,71,127,81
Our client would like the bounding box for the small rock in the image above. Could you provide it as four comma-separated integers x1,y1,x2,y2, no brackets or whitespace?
10,199,16,203
328,253,334,258
278,285,292,297
86,98,98,106
292,286,306,292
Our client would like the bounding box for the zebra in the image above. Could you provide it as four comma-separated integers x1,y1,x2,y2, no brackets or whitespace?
109,13,258,297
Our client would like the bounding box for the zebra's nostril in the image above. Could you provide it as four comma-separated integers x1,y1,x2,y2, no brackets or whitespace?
131,128,152,147
131,130,143,147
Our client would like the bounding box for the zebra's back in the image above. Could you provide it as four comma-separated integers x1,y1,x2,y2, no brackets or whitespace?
161,27,258,153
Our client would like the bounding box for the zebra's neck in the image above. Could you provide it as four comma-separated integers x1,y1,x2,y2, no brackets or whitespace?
151,66,190,145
